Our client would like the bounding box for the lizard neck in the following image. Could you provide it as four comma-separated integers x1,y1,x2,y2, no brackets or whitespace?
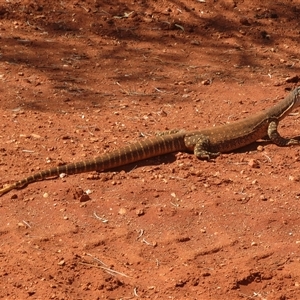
265,88,300,120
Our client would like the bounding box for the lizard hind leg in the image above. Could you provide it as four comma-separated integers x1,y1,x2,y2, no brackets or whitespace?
187,135,220,160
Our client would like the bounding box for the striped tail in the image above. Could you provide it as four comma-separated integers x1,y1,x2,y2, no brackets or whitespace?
0,133,187,196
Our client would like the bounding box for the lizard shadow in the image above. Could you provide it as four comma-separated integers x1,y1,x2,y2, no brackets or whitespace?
231,135,300,155
107,153,178,173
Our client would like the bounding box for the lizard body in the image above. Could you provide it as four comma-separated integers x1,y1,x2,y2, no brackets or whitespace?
1,87,300,197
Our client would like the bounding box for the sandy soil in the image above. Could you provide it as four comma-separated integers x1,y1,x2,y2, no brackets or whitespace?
1,0,300,299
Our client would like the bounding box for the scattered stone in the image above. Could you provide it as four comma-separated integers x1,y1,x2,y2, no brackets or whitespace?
289,175,295,181
260,194,267,201
191,40,200,45
248,159,260,168
201,79,211,85
85,189,93,195
257,145,264,151
118,208,127,215
89,137,99,142
240,17,251,26
190,185,197,192
62,135,71,140
58,259,65,266
136,208,145,216
31,133,41,139
177,236,190,243
175,279,186,287
73,187,84,200
87,173,101,180
239,196,250,204
79,193,91,202
28,291,36,296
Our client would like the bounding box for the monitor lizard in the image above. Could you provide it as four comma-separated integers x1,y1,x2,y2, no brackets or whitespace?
1,87,300,197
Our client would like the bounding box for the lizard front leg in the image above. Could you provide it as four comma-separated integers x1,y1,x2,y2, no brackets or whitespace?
268,120,300,146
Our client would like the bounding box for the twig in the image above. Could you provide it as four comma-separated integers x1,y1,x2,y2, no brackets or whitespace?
262,153,272,162
113,11,134,19
142,238,156,246
136,229,144,240
174,24,184,31
93,211,108,223
79,262,131,278
86,253,108,267
22,220,32,228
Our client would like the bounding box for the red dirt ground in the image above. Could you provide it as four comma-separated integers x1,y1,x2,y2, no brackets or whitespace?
1,1,300,299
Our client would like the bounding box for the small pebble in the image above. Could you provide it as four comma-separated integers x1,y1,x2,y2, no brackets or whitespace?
260,194,267,201
240,17,251,26
257,145,264,151
201,79,211,85
248,159,260,168
58,259,65,266
191,40,200,45
118,208,127,215
136,209,145,216
79,194,90,202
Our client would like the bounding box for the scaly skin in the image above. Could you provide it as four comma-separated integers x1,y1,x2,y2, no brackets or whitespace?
1,87,300,197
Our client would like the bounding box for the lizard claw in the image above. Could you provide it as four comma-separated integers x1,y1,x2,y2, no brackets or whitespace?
286,138,300,145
